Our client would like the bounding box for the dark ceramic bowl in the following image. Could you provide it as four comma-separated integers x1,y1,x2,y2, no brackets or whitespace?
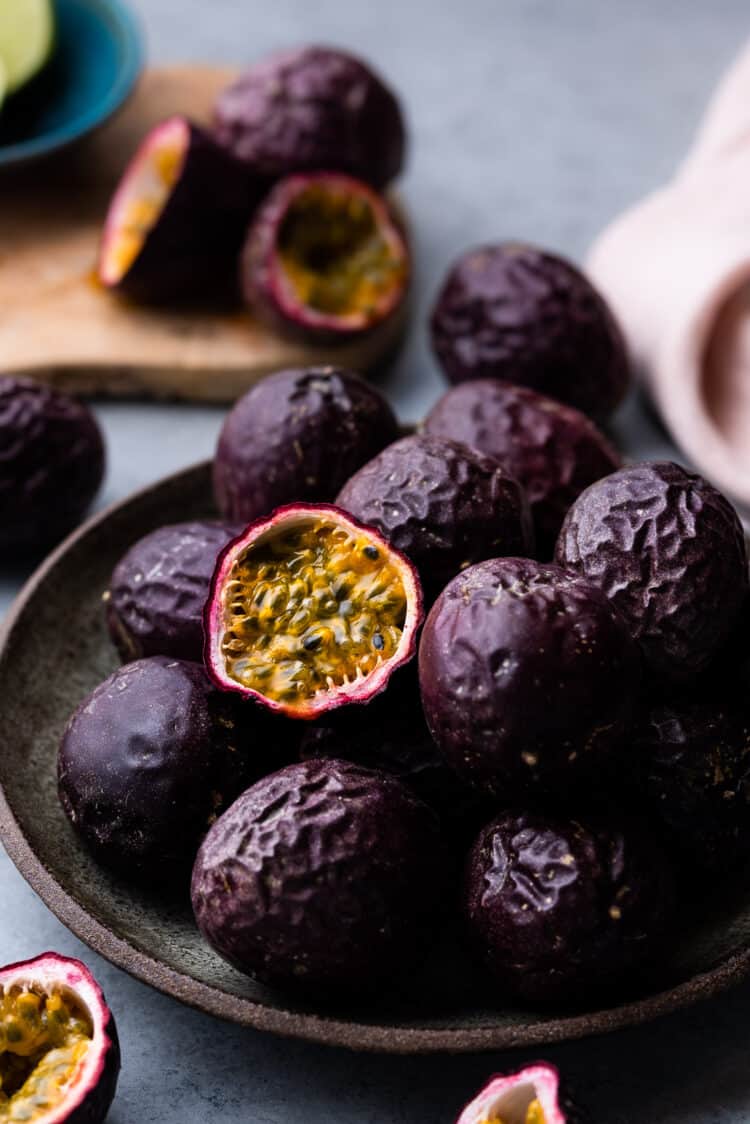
1,461,749,1053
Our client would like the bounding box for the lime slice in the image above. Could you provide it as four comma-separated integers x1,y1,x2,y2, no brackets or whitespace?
0,0,55,96
0,57,7,114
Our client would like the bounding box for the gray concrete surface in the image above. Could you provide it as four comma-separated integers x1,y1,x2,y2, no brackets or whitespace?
2,1,748,1119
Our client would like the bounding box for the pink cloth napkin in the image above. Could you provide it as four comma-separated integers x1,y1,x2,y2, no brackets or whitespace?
587,43,750,506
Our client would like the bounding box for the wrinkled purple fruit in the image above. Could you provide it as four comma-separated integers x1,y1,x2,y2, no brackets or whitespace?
633,694,750,874
419,557,640,800
213,366,399,523
556,461,749,685
212,46,405,188
336,433,534,600
0,953,120,1124
105,520,241,663
456,1063,585,1124
241,172,409,343
0,376,104,555
191,758,443,997
58,657,290,883
430,243,630,421
98,115,260,303
423,379,621,558
464,811,675,1004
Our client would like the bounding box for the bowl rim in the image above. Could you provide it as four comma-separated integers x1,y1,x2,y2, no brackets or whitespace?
0,0,144,167
1,458,749,1054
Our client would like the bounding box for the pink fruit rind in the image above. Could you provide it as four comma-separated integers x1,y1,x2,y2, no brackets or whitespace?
203,502,424,719
0,952,120,1124
456,1064,567,1124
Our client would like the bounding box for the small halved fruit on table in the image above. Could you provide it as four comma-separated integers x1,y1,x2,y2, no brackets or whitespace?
0,952,119,1124
98,115,261,303
456,1063,579,1124
0,0,55,99
241,171,410,342
204,504,423,720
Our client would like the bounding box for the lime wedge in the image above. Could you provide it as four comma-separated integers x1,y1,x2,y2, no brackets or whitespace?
0,0,55,95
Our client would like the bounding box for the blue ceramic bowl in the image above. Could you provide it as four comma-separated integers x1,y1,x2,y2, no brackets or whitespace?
0,0,144,167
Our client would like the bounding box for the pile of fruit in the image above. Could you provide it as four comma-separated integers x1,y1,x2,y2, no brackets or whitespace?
24,231,745,1009
97,47,410,347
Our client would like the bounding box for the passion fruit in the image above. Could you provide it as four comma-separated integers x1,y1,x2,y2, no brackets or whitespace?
430,243,630,421
204,504,422,720
105,520,241,663
336,434,534,600
240,172,409,342
0,376,104,555
464,811,675,1004
633,694,750,874
419,557,640,800
98,115,260,303
57,656,285,883
212,46,405,188
423,380,621,558
456,1064,584,1124
213,366,399,524
191,758,442,996
555,461,749,685
0,953,119,1124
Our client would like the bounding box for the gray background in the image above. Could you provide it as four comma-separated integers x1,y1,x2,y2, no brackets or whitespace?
1,1,748,1120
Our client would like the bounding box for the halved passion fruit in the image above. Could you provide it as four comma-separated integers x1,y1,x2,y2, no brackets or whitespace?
204,504,423,719
98,115,259,303
456,1064,578,1124
0,953,119,1124
241,172,410,341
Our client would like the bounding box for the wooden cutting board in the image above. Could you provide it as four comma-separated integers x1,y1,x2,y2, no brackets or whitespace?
0,66,407,402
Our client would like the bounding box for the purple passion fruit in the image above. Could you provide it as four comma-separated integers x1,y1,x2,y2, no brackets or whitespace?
240,172,409,342
430,243,629,421
98,115,259,303
0,377,104,555
456,1064,582,1124
336,434,534,600
204,504,422,720
555,461,749,685
212,46,405,188
633,695,750,873
423,379,621,558
464,811,675,1004
105,520,241,663
191,758,442,996
58,657,271,883
419,557,640,800
213,366,399,524
0,953,119,1124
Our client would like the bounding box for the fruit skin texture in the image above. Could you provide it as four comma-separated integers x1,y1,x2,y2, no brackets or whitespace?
0,376,104,554
419,557,640,800
105,520,241,663
430,243,630,421
100,117,261,303
464,811,675,1004
57,657,285,884
632,695,750,874
212,46,405,188
336,434,534,601
191,758,443,996
423,379,621,558
213,366,399,523
456,1063,586,1124
240,171,409,343
0,952,120,1124
555,461,749,685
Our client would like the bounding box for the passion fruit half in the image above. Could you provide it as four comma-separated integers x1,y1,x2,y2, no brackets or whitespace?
456,1064,583,1124
205,504,422,719
98,115,260,303
241,172,409,342
0,953,119,1124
